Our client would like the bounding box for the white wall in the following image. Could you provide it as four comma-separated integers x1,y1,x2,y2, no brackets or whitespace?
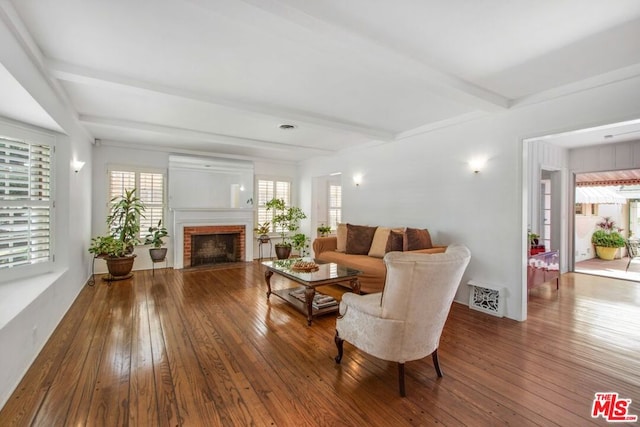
300,76,640,322
0,15,93,407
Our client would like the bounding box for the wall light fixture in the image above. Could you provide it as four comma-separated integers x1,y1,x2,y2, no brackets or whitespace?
72,160,85,173
469,157,486,174
353,174,363,187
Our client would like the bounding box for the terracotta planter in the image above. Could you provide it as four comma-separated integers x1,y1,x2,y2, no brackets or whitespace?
105,254,136,278
595,246,618,260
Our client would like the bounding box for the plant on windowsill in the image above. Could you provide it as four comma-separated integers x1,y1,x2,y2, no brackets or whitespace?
144,220,169,262
265,198,307,259
88,188,146,279
317,224,332,237
591,216,625,260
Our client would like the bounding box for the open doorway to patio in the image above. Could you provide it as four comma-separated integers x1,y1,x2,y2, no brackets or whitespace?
574,169,640,281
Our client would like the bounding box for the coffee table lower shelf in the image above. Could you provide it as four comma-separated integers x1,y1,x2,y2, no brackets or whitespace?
271,287,340,319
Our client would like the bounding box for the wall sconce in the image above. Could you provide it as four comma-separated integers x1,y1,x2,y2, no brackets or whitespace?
469,157,486,174
71,160,85,173
353,174,363,187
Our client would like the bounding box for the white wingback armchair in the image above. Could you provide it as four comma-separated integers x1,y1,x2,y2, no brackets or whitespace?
335,244,471,396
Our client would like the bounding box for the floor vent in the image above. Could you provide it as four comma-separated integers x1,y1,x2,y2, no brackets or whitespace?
467,280,504,317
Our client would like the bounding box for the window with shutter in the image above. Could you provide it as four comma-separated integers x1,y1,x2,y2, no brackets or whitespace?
256,178,291,232
108,168,165,240
0,136,52,271
328,184,342,229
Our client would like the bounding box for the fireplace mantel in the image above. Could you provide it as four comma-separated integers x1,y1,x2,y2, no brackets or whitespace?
172,208,254,269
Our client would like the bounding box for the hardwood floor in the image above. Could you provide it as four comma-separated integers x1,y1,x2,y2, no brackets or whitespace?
1,262,639,426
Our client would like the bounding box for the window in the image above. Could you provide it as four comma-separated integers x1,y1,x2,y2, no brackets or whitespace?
328,184,342,229
0,135,53,271
256,178,291,232
108,168,165,240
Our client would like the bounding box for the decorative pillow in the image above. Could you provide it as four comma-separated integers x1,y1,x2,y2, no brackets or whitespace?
386,230,405,253
368,227,391,258
346,224,377,255
336,223,347,252
405,227,433,251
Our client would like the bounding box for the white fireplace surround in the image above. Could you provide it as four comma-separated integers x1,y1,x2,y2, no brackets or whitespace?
172,208,254,269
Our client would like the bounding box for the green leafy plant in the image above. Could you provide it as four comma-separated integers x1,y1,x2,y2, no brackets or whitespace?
290,233,309,256
88,235,128,258
265,198,307,247
144,220,168,248
254,222,271,236
107,188,146,248
317,224,332,237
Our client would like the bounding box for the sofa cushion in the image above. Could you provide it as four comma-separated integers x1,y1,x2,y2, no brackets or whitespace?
368,227,391,258
336,223,347,252
386,230,405,252
346,224,377,255
405,228,433,250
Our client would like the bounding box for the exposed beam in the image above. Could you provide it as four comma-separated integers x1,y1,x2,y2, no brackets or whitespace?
48,60,394,141
79,114,334,155
190,0,509,112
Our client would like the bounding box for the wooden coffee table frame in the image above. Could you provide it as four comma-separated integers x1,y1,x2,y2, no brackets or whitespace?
263,261,361,326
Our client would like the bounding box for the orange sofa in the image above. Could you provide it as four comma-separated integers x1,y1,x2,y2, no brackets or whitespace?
313,234,446,294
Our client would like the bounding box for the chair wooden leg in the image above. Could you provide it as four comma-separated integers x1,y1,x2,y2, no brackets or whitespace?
627,258,632,272
334,331,344,363
432,349,443,377
398,363,406,397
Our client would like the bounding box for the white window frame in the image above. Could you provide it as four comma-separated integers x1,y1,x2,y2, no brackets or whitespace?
0,122,55,282
255,176,292,233
107,166,166,242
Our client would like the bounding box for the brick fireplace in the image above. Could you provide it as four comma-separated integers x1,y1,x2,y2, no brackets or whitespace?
183,225,245,267
172,208,254,269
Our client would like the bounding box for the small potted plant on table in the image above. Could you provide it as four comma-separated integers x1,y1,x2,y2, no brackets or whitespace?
254,222,271,243
317,224,332,237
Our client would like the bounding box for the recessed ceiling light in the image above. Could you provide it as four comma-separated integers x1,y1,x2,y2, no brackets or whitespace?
604,134,614,139
278,124,296,130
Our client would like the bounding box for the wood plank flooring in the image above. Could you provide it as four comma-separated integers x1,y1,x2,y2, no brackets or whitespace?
1,262,639,426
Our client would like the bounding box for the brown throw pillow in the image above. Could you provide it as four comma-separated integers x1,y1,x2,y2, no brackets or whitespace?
405,228,433,251
385,230,404,252
346,224,377,255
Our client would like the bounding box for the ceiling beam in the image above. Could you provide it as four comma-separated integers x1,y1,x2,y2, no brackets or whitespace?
48,59,394,141
78,114,334,155
189,0,509,112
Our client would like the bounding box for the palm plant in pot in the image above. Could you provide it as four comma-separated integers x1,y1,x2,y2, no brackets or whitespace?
145,220,169,262
265,198,307,259
88,188,146,279
591,216,626,260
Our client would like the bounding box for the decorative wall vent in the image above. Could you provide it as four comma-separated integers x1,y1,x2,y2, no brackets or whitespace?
467,280,505,317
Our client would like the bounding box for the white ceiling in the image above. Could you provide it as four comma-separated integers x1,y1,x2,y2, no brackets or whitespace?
3,0,640,161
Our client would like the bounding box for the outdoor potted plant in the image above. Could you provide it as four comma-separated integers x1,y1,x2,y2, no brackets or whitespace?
88,188,146,279
254,222,271,243
591,217,626,260
265,198,307,259
317,224,332,237
144,220,169,262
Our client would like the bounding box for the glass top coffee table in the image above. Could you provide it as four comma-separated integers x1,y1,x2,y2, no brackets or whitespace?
262,258,362,326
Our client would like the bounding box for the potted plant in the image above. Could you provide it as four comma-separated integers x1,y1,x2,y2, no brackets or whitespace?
89,188,146,279
591,217,626,260
291,232,309,257
254,222,271,243
265,198,307,259
317,224,332,237
145,220,169,262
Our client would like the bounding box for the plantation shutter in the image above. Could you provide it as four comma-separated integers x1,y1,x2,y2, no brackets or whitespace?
139,172,164,239
0,136,52,269
328,184,342,229
256,179,291,233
